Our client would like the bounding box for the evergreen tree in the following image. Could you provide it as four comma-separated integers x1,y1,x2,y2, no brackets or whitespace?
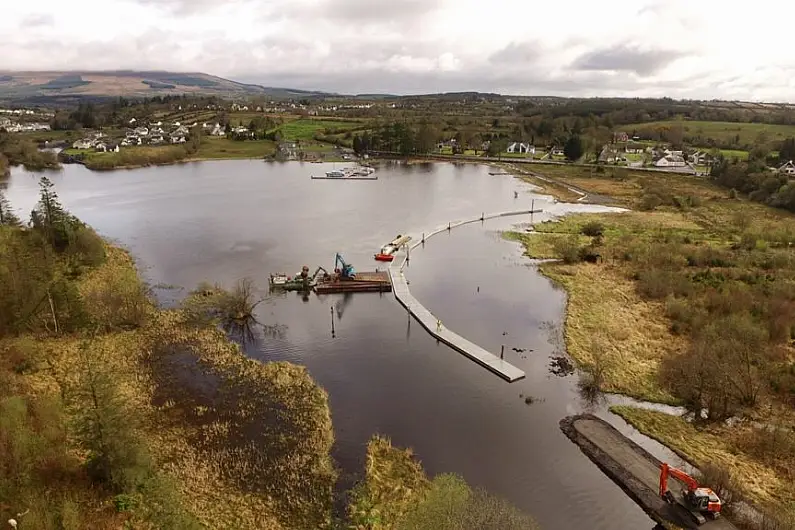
0,189,21,226
564,135,584,161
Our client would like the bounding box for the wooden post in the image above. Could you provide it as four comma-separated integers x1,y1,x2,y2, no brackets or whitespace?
422,232,425,244
500,344,505,359
330,306,335,337
531,199,535,224
448,222,451,231
406,244,410,263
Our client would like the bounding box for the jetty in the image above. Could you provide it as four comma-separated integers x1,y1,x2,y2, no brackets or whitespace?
561,415,738,530
387,209,542,382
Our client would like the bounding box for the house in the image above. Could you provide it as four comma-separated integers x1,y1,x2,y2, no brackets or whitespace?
106,143,119,153
133,127,149,137
173,125,189,136
613,131,629,143
231,126,254,139
209,123,224,136
654,155,687,168
777,160,795,176
550,147,564,156
72,139,94,149
598,147,619,164
507,142,534,154
170,134,186,144
95,142,108,152
0,117,11,128
150,127,165,136
624,142,645,154
128,118,137,124
690,151,713,165
149,135,164,145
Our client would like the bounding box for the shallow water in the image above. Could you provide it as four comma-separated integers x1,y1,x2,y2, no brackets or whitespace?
5,159,685,529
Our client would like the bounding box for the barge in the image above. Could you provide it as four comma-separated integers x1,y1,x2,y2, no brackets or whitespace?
311,165,378,180
271,253,392,294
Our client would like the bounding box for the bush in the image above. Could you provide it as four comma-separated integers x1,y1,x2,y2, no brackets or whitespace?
581,221,605,237
553,235,583,264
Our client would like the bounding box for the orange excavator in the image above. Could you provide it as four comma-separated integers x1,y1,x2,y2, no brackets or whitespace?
659,463,722,525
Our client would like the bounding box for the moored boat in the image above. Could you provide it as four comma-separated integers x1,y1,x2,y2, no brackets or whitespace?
374,253,394,262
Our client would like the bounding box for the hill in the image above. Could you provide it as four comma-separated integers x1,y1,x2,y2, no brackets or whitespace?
0,70,330,102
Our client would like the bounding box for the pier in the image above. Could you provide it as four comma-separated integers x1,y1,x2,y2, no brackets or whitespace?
387,209,541,382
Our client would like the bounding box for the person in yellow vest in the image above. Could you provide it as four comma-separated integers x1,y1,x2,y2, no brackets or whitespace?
436,319,442,333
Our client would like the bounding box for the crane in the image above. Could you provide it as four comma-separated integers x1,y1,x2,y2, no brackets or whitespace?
659,463,722,525
334,253,355,280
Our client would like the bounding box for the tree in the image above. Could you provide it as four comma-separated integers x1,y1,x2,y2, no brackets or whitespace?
563,135,584,161
0,189,21,226
188,125,202,154
71,342,151,493
779,137,795,162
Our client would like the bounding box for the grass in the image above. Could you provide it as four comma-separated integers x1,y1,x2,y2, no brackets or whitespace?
276,118,363,142
628,120,795,146
506,164,795,404
611,406,795,521
193,137,276,159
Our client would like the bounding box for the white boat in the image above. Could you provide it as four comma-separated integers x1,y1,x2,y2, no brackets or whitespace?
269,273,288,285
325,169,345,178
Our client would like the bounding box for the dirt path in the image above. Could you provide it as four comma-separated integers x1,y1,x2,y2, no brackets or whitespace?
561,415,738,530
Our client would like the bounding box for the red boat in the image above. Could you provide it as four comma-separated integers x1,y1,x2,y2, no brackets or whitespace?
374,253,394,262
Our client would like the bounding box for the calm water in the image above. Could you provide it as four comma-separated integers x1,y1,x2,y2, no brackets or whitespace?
4,160,683,529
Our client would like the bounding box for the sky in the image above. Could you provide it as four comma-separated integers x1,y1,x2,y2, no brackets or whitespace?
2,0,794,101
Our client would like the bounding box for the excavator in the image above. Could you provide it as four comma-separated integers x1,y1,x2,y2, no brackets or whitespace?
659,463,722,525
334,253,356,280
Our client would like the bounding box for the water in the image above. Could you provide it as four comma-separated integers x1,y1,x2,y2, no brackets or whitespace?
4,160,686,529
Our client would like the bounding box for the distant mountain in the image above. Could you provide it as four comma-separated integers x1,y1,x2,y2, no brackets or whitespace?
0,70,331,102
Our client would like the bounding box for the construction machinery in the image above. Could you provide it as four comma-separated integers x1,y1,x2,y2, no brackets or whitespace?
334,253,356,280
270,266,328,291
659,463,722,525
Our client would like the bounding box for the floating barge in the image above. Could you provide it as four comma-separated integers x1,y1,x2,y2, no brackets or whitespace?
311,166,378,180
315,270,392,294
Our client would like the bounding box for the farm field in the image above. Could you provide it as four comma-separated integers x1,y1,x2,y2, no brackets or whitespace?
275,118,365,141
627,120,795,146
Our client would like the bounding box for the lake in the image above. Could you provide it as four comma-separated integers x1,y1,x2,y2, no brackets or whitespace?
4,159,682,529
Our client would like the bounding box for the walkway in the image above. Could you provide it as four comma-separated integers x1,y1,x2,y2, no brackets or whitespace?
387,210,541,383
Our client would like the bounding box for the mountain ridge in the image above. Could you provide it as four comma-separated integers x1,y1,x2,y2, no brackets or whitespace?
0,70,333,102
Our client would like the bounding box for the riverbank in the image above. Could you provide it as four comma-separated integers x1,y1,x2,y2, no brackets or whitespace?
504,164,795,524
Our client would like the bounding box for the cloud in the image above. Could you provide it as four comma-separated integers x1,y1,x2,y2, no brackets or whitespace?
570,44,686,76
21,13,54,27
1,0,794,101
488,42,542,65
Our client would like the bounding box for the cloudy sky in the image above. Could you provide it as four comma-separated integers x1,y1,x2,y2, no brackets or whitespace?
2,0,794,100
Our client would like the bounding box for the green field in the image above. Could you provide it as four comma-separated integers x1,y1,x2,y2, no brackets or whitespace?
628,120,795,146
195,137,276,159
276,118,363,141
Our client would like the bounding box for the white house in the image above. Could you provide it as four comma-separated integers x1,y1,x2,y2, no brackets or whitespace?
149,135,164,145
655,155,687,168
72,139,93,149
170,134,187,144
210,123,224,136
128,118,137,124
507,142,534,154
173,125,189,136
133,127,149,137
777,160,795,176
95,142,108,152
